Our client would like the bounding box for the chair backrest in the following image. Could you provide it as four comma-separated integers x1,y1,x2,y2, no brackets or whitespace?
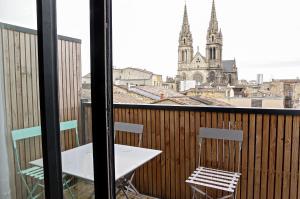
11,120,79,171
197,127,243,172
114,122,143,146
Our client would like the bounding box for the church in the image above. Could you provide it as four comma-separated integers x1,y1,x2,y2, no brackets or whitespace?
177,0,238,86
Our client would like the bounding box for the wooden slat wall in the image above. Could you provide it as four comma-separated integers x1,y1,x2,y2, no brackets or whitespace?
0,23,81,199
82,104,300,199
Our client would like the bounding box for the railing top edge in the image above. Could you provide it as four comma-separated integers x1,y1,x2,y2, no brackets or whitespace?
0,22,81,43
110,103,300,116
81,101,300,115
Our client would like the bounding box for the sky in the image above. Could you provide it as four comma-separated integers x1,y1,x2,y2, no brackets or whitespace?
1,0,300,81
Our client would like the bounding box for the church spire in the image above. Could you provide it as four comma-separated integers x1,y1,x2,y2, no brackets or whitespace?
178,3,193,67
179,3,193,46
208,0,218,33
180,3,192,38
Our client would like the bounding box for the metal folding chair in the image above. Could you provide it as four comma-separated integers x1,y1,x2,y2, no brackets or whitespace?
11,120,79,199
186,125,243,199
114,122,144,199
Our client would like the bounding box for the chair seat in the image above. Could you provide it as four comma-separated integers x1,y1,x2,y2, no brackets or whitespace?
186,167,241,193
20,166,44,181
20,166,70,182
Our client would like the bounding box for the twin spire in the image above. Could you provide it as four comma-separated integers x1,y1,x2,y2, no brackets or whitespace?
180,0,219,36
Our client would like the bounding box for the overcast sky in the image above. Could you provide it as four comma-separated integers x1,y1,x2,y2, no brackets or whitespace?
1,0,300,81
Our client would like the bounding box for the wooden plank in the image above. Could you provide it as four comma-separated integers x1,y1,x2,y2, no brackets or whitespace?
58,39,65,150
30,35,39,164
154,110,161,198
136,108,141,188
217,112,224,198
235,113,242,199
142,109,149,194
165,110,171,199
147,109,153,195
205,112,212,169
200,112,206,168
174,111,180,199
247,114,255,199
282,115,292,199
179,111,185,199
138,109,144,193
184,111,190,199
169,110,176,199
14,31,23,129
125,108,131,145
223,113,229,173
274,115,285,199
211,112,218,168
23,39,34,184
160,110,165,199
189,111,196,191
30,34,39,126
18,31,29,199
61,40,69,148
35,36,40,125
291,116,299,199
253,114,262,199
69,41,75,147
76,43,82,124
267,115,277,199
211,112,218,198
229,113,235,172
153,110,158,196
260,114,270,199
241,113,248,199
65,41,72,148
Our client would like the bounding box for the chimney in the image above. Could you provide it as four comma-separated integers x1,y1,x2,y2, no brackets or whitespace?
127,83,131,91
160,93,164,100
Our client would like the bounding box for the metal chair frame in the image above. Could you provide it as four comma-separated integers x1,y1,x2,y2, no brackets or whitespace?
11,120,79,199
114,122,144,198
186,123,243,199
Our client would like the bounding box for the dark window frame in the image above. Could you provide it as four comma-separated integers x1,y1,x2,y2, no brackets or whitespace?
36,0,115,198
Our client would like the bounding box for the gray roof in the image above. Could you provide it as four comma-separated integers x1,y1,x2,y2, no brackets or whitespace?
222,60,236,73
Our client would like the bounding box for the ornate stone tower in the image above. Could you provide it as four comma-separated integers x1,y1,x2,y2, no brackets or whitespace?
206,0,223,68
178,4,194,74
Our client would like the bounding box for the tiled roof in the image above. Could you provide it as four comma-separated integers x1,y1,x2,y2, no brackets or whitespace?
152,97,207,106
134,86,184,98
222,60,236,73
191,96,232,106
113,92,146,104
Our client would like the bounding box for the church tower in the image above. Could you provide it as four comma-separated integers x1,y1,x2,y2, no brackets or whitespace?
206,0,223,68
178,4,194,71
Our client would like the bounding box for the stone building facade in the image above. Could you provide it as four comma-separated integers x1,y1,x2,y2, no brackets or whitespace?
177,0,238,85
113,67,162,86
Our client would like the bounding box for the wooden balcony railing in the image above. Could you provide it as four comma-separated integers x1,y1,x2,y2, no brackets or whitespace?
82,102,300,199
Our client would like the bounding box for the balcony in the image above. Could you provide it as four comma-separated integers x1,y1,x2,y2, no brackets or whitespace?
80,102,300,199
